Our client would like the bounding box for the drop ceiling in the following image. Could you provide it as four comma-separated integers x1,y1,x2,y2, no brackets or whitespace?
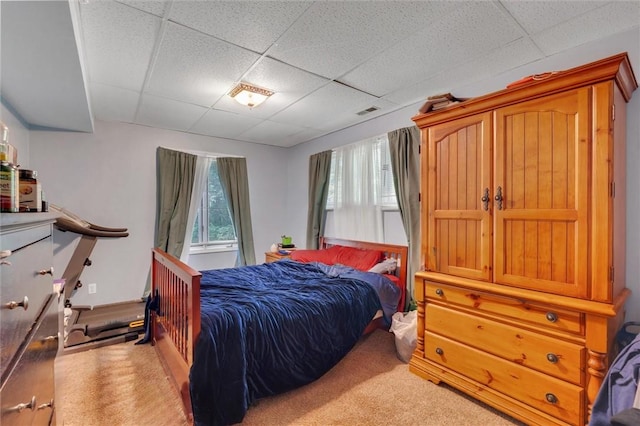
1,0,639,147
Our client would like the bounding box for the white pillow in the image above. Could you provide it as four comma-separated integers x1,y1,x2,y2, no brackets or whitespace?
368,258,398,274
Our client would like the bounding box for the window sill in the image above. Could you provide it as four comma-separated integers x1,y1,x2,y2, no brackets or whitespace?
190,244,237,255
325,207,400,212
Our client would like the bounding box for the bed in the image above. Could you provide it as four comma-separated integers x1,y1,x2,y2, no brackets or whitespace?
150,237,408,425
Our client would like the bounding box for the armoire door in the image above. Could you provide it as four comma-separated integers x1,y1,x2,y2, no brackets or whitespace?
493,88,590,298
425,112,492,281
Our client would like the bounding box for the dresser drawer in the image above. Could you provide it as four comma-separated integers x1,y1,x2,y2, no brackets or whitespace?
0,222,51,252
426,304,584,385
425,281,583,336
425,331,584,424
1,296,58,425
0,235,54,378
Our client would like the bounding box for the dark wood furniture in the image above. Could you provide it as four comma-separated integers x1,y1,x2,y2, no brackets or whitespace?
1,213,59,425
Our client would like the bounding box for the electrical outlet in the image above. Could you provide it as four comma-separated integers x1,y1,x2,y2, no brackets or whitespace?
88,283,97,294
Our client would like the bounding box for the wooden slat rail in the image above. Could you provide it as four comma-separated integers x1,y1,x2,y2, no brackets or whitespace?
151,248,201,422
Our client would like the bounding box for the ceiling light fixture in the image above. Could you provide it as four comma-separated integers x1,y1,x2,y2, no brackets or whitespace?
229,82,274,108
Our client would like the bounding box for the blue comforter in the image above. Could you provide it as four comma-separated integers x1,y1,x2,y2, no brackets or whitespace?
189,259,400,426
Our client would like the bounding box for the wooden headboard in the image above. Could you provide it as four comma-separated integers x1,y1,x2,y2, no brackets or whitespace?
320,237,409,310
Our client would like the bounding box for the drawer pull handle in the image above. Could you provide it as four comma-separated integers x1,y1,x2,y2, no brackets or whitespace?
0,260,11,266
546,353,559,363
5,296,29,310
545,393,558,404
38,267,54,276
0,249,11,259
435,288,444,296
37,399,54,410
435,347,444,355
7,396,36,413
545,312,558,323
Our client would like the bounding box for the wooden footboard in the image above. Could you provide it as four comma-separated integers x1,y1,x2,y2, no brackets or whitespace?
151,248,201,422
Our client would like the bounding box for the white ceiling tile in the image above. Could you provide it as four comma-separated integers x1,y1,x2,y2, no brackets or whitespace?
136,94,208,131
270,82,398,131
90,83,140,124
243,57,329,97
146,22,261,107
116,0,169,18
190,109,263,140
6,0,639,147
80,1,160,91
533,2,640,56
169,1,311,54
340,1,524,97
501,1,609,35
268,1,459,80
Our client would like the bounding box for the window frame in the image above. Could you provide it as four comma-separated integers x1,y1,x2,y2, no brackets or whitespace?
189,158,238,254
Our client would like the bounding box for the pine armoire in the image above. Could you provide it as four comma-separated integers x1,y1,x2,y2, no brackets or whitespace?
409,53,637,426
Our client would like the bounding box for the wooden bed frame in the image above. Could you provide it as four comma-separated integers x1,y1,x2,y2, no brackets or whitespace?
150,237,408,422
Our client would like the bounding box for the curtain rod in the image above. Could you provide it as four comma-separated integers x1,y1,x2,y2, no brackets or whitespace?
160,146,244,159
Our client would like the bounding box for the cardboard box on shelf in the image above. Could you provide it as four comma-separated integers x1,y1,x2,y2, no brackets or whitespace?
19,170,42,212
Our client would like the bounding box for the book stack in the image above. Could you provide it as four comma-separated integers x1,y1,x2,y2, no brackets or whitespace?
418,93,468,114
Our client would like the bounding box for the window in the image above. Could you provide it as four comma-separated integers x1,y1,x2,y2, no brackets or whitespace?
324,134,397,242
326,134,397,209
191,159,237,250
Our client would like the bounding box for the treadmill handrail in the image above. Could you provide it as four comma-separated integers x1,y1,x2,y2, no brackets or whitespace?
89,223,128,233
55,217,129,238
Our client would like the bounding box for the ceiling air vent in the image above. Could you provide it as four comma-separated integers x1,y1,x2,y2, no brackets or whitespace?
356,106,380,116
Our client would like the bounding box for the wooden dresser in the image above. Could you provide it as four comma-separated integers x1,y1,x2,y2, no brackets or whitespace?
409,53,637,425
1,213,60,425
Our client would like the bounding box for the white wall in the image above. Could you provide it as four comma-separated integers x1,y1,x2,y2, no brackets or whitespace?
29,120,289,306
286,28,640,321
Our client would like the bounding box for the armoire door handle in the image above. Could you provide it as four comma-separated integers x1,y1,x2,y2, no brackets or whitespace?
481,188,490,211
495,186,503,210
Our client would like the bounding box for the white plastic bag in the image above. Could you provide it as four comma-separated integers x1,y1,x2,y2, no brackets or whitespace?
389,310,417,363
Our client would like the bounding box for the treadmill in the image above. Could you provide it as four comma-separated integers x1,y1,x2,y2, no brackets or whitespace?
52,205,145,353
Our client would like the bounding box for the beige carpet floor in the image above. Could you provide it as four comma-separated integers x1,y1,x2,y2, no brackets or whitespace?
57,339,189,426
57,330,524,425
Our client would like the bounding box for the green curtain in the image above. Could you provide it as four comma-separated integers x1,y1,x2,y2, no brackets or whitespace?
306,150,332,249
154,147,197,257
217,157,256,266
388,126,421,311
143,147,197,296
